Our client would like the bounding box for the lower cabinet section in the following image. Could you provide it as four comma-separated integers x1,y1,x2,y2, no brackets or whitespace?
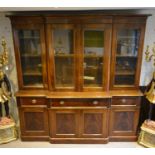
49,109,80,138
17,96,141,143
81,109,109,138
19,107,49,141
49,108,109,143
109,97,141,141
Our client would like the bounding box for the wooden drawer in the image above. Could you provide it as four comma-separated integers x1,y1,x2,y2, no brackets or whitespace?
50,99,110,107
19,97,46,106
112,97,140,106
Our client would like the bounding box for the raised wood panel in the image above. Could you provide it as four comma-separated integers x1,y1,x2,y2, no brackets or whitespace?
19,107,49,136
56,113,76,134
49,109,80,138
109,106,140,136
80,109,109,138
113,111,134,131
84,113,103,134
24,112,45,131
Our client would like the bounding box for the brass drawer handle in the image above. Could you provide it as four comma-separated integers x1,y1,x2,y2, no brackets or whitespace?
93,101,99,105
122,99,126,103
60,101,65,105
32,99,37,104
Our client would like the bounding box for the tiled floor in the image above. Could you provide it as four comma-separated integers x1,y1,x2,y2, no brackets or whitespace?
0,139,144,148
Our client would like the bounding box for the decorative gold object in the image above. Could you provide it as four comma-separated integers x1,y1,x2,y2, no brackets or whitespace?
0,37,9,69
144,42,155,105
0,118,17,144
138,120,155,148
145,42,155,66
138,43,155,147
145,72,155,104
0,37,17,144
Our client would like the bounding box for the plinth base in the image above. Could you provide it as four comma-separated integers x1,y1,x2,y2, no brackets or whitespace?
138,120,155,148
0,117,17,144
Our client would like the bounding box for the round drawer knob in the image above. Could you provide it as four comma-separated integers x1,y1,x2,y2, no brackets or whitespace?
122,99,126,103
32,99,37,104
60,101,65,105
93,101,99,105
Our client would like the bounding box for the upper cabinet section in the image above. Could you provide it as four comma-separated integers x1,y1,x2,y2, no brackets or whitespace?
10,13,148,91
82,24,111,91
18,29,43,87
12,18,48,89
52,25,75,89
110,21,146,90
83,29,104,87
115,29,140,85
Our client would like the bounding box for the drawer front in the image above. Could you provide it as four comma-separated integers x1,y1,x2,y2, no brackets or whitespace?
50,99,110,107
112,97,140,106
19,97,46,106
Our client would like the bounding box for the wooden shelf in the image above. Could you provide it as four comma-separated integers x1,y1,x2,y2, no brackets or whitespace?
116,55,137,58
19,37,40,39
55,54,74,57
21,54,41,57
115,70,135,75
84,55,102,58
23,71,42,76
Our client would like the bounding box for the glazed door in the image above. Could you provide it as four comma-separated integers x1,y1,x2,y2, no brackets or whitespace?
81,24,111,91
13,24,47,89
110,23,145,89
47,24,77,91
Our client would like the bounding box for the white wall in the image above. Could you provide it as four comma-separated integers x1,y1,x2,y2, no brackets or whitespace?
0,9,155,124
138,9,155,85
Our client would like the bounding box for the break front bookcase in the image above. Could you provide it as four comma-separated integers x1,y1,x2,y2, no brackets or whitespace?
9,11,148,143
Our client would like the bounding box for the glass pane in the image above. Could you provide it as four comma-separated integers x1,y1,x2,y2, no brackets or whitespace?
115,29,140,85
53,29,74,87
83,30,104,87
18,30,43,86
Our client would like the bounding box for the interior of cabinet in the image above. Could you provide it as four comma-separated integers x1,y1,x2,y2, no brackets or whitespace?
53,28,75,88
18,29,43,87
83,30,104,87
114,29,140,86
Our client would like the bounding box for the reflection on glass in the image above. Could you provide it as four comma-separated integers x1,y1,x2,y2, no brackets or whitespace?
83,30,104,87
115,29,140,85
53,29,74,87
18,30,43,86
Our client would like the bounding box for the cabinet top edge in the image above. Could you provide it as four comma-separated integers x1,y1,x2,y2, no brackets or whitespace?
15,90,143,98
6,10,151,18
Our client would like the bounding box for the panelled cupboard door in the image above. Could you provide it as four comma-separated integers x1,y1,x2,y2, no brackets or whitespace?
47,24,77,91
13,24,48,89
81,24,112,91
19,107,49,136
80,109,109,138
109,106,140,137
110,23,145,90
49,109,80,138
49,108,109,139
